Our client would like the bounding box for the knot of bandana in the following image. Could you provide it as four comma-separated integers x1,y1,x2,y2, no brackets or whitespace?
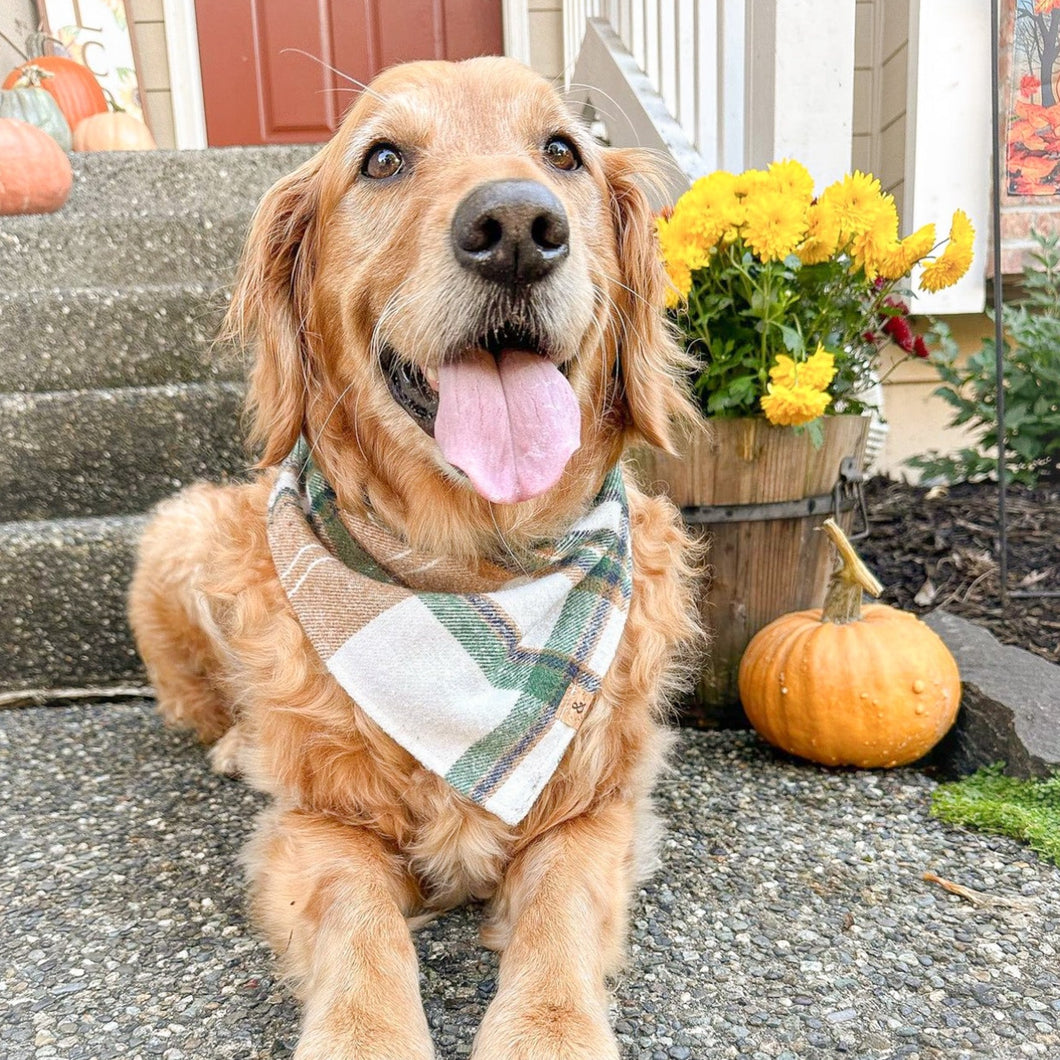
267,441,633,825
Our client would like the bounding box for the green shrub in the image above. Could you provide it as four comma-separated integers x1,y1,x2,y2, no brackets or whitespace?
908,231,1060,486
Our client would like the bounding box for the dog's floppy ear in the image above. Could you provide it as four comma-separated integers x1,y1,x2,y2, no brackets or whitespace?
604,149,697,453
225,153,325,467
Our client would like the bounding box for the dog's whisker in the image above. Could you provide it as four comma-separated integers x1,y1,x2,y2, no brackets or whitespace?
486,504,533,577
306,377,361,469
279,48,387,102
563,82,638,145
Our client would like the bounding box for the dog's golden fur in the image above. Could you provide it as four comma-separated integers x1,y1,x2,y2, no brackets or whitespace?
129,57,701,1060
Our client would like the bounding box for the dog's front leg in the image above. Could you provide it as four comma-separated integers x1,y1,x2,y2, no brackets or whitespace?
245,806,435,1060
473,799,637,1060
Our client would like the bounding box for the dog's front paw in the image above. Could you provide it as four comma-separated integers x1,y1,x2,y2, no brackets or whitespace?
471,998,620,1060
206,725,244,776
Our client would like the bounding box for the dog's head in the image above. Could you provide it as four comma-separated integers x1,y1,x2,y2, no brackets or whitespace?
229,57,692,543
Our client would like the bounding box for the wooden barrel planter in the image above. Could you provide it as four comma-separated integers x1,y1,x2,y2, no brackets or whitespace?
634,415,871,727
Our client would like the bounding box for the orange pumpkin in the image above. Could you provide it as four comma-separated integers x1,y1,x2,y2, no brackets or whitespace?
738,518,960,768
73,111,156,151
3,57,107,132
0,117,73,215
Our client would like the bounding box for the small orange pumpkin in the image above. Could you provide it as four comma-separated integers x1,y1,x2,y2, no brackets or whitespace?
0,117,73,215
738,518,960,768
73,111,156,151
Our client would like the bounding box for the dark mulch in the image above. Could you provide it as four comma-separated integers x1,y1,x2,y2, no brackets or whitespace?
857,477,1059,665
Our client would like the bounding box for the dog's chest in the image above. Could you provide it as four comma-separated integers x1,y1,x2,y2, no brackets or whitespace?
400,767,515,906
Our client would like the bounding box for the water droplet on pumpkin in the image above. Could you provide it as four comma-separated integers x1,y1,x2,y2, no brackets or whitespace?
912,679,926,694
914,704,926,715
859,692,869,700
780,686,789,695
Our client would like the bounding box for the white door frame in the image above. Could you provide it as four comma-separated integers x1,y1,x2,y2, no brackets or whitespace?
503,0,532,65
161,0,207,148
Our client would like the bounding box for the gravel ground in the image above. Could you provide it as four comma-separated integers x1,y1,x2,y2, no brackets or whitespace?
1,702,1057,1060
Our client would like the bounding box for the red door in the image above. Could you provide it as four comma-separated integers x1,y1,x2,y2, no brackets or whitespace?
195,0,504,147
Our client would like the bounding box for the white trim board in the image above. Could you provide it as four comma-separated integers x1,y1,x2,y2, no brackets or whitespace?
161,0,207,149
905,0,989,316
503,0,532,66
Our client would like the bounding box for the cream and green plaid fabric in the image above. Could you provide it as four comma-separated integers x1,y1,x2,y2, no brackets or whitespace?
267,440,633,825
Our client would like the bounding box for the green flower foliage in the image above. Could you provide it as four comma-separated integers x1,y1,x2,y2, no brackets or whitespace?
678,248,886,421
931,764,1060,866
908,231,1060,487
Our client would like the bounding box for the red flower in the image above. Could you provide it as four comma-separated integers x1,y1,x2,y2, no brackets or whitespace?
913,335,930,358
1021,75,1041,97
882,313,915,352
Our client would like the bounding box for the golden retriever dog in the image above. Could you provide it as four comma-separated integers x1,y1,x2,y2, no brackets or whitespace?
129,56,699,1060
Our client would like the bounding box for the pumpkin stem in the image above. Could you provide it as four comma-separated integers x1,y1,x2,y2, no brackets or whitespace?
12,63,54,89
820,517,884,624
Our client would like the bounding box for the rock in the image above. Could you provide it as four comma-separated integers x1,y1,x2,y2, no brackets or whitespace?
924,610,1060,778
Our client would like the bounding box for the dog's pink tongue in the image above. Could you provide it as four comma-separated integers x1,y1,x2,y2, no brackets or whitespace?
435,349,581,504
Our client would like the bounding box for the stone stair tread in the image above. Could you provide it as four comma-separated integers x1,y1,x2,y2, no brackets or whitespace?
0,381,250,521
0,144,319,224
0,282,238,393
0,512,148,692
0,213,256,290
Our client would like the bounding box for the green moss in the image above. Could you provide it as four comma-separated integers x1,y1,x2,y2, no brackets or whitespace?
931,765,1060,867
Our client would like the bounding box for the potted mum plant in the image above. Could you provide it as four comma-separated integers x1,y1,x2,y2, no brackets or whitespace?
644,160,974,721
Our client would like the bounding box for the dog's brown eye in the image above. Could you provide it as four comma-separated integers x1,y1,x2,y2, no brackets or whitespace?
363,143,404,179
544,137,580,172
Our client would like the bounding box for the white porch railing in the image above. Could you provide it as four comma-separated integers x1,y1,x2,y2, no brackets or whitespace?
563,1,858,205
564,1,745,178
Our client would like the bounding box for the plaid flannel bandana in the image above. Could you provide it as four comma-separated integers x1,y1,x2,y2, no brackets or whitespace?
267,441,633,825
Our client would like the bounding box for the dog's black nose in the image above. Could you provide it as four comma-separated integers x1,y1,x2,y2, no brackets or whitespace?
451,179,570,286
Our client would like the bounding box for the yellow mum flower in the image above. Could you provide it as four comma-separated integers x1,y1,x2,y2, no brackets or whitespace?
802,346,838,390
761,382,832,426
768,347,837,391
655,215,695,305
741,190,808,262
734,168,771,200
766,159,816,205
919,209,975,292
671,171,743,251
851,194,900,278
817,170,887,243
686,170,740,209
875,223,937,280
797,201,843,264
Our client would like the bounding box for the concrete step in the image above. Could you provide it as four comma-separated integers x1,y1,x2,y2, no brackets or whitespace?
0,145,319,292
0,213,255,290
0,381,249,521
0,145,317,224
0,283,238,393
0,513,147,694
58,145,319,218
